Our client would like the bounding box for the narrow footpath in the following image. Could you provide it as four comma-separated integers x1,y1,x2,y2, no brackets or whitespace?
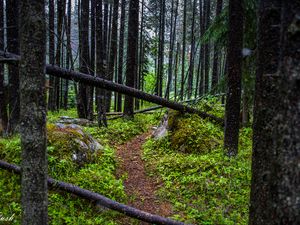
116,132,173,224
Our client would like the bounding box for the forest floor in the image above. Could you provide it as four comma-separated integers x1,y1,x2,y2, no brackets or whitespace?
116,131,173,225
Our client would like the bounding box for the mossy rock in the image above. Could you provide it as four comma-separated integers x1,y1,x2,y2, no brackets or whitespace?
169,114,223,154
47,123,103,166
167,110,183,131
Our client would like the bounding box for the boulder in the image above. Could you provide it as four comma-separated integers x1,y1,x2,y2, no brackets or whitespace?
47,123,103,166
58,116,95,126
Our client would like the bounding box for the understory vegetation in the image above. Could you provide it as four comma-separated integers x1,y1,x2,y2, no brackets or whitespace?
0,100,252,224
143,100,252,224
0,112,161,224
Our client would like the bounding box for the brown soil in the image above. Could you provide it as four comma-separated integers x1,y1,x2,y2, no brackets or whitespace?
116,132,173,225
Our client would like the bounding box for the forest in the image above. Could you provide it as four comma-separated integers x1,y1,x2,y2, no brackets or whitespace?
0,0,299,224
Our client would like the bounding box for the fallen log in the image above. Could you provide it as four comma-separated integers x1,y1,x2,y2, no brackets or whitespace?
0,160,190,225
0,51,224,125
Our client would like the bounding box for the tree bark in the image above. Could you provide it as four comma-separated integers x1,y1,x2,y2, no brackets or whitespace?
64,0,72,110
180,0,187,100
223,0,244,156
107,0,119,113
203,0,211,94
269,2,300,223
124,0,139,117
187,0,197,99
77,0,90,119
116,0,126,112
156,0,166,97
48,0,55,111
166,0,179,100
87,0,96,120
250,1,300,224
211,0,223,93
96,0,107,127
0,0,7,135
6,0,20,134
19,0,48,224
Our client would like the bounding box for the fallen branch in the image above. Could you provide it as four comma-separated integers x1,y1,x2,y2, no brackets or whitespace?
0,51,224,126
0,160,190,225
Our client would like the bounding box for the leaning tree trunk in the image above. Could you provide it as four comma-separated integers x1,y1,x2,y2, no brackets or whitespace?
6,0,20,134
223,0,244,156
19,0,48,224
124,0,139,117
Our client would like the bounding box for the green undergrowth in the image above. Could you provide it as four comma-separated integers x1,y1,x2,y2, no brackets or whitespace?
143,107,252,224
0,135,125,224
84,112,162,145
0,109,161,224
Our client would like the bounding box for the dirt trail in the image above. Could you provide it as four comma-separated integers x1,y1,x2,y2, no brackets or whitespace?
116,132,173,225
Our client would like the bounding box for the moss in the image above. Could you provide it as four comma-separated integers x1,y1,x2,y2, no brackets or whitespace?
169,114,223,154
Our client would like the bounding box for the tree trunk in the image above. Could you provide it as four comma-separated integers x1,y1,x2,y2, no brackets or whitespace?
203,0,211,94
54,0,66,111
268,2,300,223
64,0,72,110
211,0,223,93
166,0,179,100
174,42,180,101
124,0,139,117
19,0,48,224
198,0,205,97
187,0,197,99
249,0,300,224
48,0,55,111
6,0,20,134
156,0,165,97
223,0,244,156
107,0,119,113
116,0,126,112
137,0,145,109
77,0,90,118
87,0,96,120
96,0,107,127
0,0,7,134
180,0,187,100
